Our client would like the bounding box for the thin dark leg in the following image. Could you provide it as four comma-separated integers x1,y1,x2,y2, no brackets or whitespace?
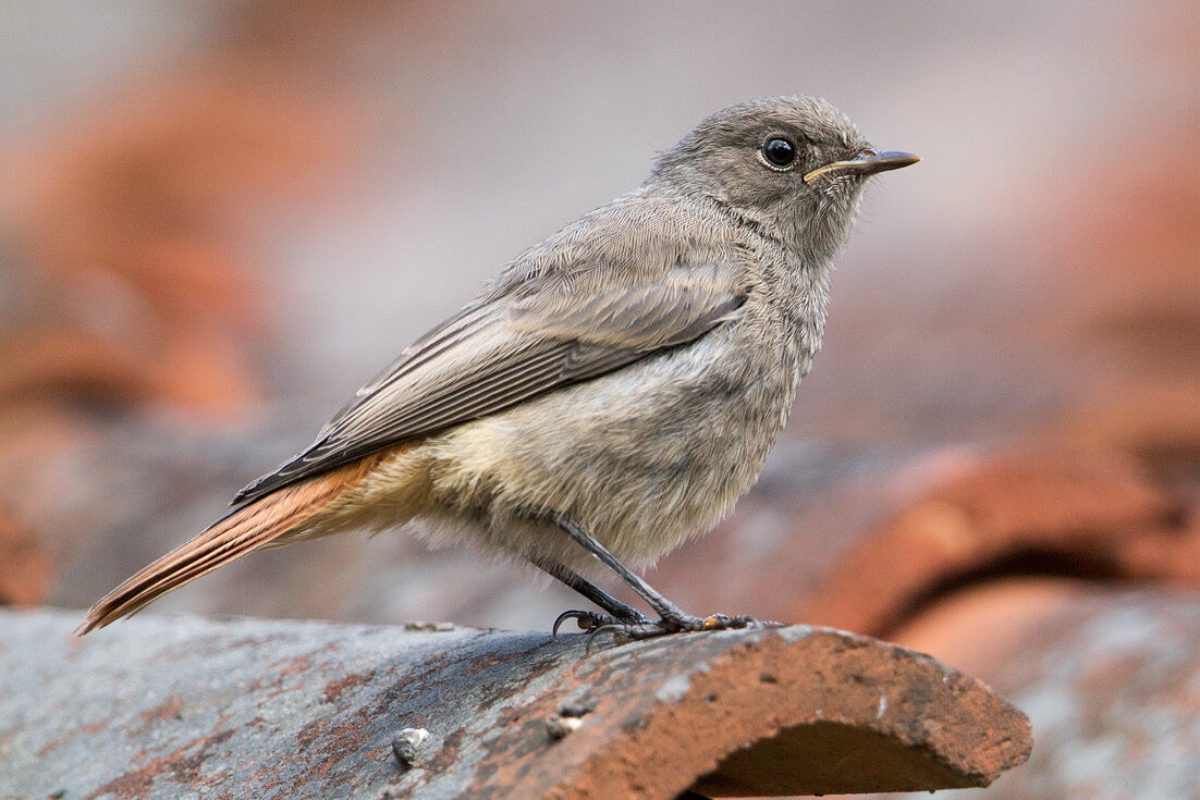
546,513,771,643
532,557,647,623
553,513,699,625
552,511,773,645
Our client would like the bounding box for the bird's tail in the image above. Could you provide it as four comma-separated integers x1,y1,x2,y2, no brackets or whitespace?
78,455,383,635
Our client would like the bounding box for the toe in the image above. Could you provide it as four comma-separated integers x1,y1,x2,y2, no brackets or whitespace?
553,610,604,637
700,614,758,630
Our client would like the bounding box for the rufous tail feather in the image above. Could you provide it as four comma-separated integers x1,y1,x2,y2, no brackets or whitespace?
78,456,380,635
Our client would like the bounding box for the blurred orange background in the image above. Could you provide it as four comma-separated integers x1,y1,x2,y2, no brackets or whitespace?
0,3,1196,795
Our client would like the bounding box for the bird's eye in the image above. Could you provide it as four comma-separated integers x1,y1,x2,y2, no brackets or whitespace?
759,137,798,171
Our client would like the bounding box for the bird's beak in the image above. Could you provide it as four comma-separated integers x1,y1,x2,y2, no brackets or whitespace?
803,149,920,184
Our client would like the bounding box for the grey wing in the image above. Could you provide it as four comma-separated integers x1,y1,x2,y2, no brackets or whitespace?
233,260,747,504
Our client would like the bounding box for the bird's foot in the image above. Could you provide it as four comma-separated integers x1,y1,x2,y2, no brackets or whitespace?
552,608,651,638
583,612,783,650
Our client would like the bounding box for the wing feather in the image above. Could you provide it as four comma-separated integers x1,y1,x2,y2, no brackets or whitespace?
233,259,746,504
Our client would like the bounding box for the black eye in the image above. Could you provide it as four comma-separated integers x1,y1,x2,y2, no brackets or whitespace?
760,137,797,170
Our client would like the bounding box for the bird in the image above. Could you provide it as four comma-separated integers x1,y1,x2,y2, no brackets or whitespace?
80,96,918,640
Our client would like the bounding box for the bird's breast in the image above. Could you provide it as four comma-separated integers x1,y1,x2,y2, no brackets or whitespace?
422,314,804,568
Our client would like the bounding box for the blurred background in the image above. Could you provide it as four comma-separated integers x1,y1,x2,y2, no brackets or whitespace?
0,2,1196,796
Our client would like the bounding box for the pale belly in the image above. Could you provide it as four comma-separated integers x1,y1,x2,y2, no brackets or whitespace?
415,328,800,571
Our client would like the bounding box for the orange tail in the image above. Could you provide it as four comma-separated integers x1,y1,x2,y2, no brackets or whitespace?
78,456,380,635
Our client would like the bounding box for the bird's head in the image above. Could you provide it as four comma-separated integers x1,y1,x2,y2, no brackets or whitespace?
652,96,918,260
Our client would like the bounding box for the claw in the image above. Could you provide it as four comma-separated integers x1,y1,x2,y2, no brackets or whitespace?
554,608,653,639
584,621,671,654
584,624,623,655
553,610,604,638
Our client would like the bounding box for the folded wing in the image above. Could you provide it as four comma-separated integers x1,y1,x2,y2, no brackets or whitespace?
234,259,747,504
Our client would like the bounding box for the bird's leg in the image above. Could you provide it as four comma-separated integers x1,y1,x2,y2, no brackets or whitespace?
532,557,649,636
552,513,759,640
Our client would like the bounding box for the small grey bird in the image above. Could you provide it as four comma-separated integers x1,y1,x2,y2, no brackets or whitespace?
81,96,917,639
